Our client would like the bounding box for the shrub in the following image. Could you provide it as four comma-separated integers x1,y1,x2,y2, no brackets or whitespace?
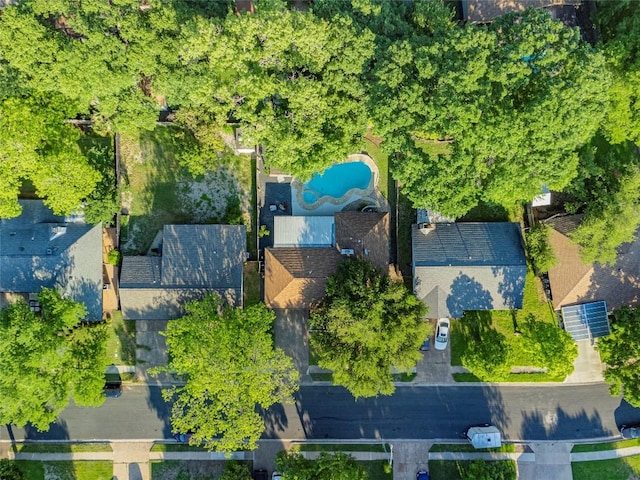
526,224,556,273
107,249,121,266
0,459,24,480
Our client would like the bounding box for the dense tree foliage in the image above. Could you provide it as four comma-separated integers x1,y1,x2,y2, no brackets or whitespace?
152,294,298,452
525,225,556,274
567,136,640,264
219,461,253,480
276,450,366,480
311,259,428,398
0,459,24,480
372,7,608,216
597,0,640,145
520,315,577,378
598,307,640,407
0,288,108,430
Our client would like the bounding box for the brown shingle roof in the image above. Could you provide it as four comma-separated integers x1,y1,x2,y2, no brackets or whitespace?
465,0,580,23
334,212,390,272
547,228,593,309
264,248,341,309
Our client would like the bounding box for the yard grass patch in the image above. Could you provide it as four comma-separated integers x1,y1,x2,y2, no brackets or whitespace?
16,443,112,453
451,270,563,382
119,127,255,255
150,459,232,479
413,137,453,158
397,190,415,279
296,443,388,453
572,456,640,480
150,443,209,452
243,261,261,306
17,461,112,480
106,310,137,365
430,443,515,453
361,135,389,200
572,438,640,453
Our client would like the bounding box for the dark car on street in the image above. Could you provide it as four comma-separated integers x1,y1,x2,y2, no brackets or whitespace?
253,469,268,480
417,470,430,480
620,424,640,439
103,373,122,398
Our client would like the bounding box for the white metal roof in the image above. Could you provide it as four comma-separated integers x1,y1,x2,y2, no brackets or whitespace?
273,216,335,247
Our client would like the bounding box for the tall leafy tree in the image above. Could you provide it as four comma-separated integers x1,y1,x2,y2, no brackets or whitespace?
170,3,375,177
0,289,108,431
598,307,640,407
311,258,428,398
152,295,298,452
520,316,577,379
0,97,100,218
372,6,608,217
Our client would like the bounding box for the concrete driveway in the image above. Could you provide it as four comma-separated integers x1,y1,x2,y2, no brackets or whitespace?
273,308,311,383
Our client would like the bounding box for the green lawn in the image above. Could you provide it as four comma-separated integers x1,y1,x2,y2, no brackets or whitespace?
361,135,389,200
429,460,516,480
16,443,112,453
297,443,388,453
150,459,231,479
458,201,523,223
243,261,261,306
572,456,640,480
106,310,137,365
17,461,112,480
451,270,564,382
572,438,640,453
429,443,515,453
119,127,255,255
397,190,415,279
413,137,453,158
150,443,208,452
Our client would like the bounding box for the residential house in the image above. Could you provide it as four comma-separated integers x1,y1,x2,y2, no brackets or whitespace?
119,224,246,320
545,215,640,310
412,222,527,318
0,200,103,320
264,212,390,309
462,0,580,24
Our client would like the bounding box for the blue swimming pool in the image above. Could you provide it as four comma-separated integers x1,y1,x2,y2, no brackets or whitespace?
302,162,372,204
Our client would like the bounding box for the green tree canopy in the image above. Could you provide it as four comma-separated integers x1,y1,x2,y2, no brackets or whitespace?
276,450,366,480
310,258,428,398
520,315,577,379
525,224,556,274
598,307,640,407
372,7,608,217
0,288,108,431
152,295,298,452
567,135,640,264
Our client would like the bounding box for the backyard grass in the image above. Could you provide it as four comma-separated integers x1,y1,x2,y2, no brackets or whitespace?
106,310,137,365
429,443,515,453
572,456,640,480
296,443,388,453
397,190,416,279
572,438,640,453
16,443,112,453
17,461,112,480
451,270,563,382
429,460,516,480
310,373,333,382
243,261,261,306
119,127,255,255
458,201,523,223
361,135,389,200
359,460,393,480
413,137,453,158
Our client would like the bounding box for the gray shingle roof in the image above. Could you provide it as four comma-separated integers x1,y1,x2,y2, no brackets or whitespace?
119,224,246,319
412,222,526,318
412,222,526,267
0,200,103,320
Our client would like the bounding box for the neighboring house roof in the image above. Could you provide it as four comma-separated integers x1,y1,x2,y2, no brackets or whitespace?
463,0,580,23
546,221,640,310
334,212,390,272
264,247,341,309
412,222,527,318
0,200,103,320
119,224,246,320
273,216,335,247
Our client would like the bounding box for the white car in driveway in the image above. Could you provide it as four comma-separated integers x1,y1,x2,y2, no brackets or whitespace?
434,319,450,351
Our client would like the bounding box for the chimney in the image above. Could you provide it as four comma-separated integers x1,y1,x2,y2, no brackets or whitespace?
418,223,435,235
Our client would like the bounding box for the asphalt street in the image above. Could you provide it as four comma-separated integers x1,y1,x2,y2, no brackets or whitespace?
3,384,640,443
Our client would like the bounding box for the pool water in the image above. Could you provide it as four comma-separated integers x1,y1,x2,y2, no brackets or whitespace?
302,162,372,204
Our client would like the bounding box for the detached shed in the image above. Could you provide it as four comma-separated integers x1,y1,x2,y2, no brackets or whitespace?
465,425,502,449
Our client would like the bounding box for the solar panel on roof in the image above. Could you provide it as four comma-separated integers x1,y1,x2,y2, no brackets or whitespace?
561,301,610,341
